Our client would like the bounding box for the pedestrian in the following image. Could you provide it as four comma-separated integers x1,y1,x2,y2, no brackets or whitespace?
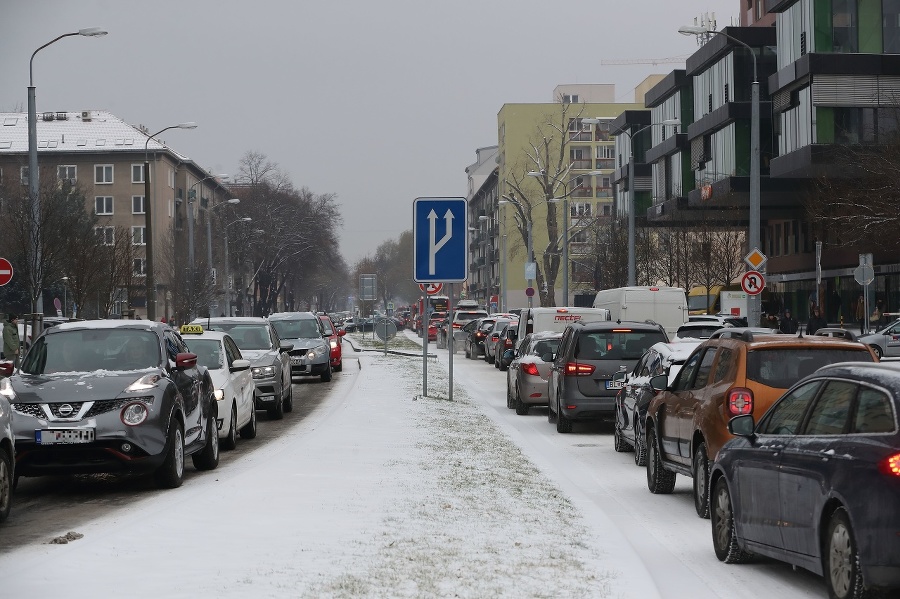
856,294,866,331
871,303,882,329
806,306,828,335
779,309,799,334
2,313,21,366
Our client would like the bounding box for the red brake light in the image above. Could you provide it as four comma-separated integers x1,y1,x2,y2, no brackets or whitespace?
565,362,595,376
879,453,900,477
728,387,754,416
522,363,540,376
556,308,569,313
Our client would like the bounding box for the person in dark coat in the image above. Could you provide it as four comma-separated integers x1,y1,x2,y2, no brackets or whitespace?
779,309,799,334
806,306,828,335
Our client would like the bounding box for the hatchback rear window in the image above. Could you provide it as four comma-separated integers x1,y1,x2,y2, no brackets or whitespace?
746,348,875,388
575,331,667,360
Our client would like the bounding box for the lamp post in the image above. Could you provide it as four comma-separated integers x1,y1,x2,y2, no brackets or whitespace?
207,198,240,315
144,122,197,321
27,27,106,331
61,276,68,318
223,217,252,317
583,118,680,286
499,194,560,308
679,24,760,326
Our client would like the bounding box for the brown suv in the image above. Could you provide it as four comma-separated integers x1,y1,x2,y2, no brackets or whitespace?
644,328,877,518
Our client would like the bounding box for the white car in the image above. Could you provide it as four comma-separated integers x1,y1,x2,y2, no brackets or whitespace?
180,326,256,450
0,364,14,522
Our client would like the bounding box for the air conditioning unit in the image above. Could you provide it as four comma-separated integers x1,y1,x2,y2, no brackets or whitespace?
81,111,92,121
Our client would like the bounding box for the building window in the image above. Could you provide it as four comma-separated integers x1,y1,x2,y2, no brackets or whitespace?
570,202,592,217
132,196,145,214
132,226,146,246
95,196,114,215
571,230,588,243
168,168,175,188
20,166,30,185
168,199,174,217
562,94,579,104
57,165,76,184
95,226,114,245
603,204,611,216
832,0,858,53
94,164,113,184
132,164,145,183
133,258,146,276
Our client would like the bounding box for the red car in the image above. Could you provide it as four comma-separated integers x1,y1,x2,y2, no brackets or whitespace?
318,314,345,372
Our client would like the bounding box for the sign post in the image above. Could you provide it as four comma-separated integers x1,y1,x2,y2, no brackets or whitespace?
855,253,875,333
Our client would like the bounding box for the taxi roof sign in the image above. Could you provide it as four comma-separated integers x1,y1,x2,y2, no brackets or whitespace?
180,324,204,335
744,248,767,270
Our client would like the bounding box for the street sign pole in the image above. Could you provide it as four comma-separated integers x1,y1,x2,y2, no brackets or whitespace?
421,293,427,396
448,283,454,402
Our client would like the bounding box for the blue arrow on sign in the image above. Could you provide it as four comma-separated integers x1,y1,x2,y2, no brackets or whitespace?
413,197,467,283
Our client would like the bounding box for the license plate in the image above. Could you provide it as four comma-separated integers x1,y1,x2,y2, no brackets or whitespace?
605,380,623,390
36,428,95,445
290,358,304,365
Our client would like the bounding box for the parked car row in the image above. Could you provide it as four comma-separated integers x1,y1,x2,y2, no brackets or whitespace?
0,311,345,524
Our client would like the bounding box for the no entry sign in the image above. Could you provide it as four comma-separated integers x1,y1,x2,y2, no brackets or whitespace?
741,270,765,295
0,257,13,287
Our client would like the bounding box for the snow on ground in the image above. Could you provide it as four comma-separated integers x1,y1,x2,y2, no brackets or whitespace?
0,335,636,598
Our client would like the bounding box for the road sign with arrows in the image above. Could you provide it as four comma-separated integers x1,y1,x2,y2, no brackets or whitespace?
413,197,467,283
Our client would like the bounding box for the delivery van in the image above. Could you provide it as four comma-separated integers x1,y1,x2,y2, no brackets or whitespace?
514,307,611,346
592,286,687,337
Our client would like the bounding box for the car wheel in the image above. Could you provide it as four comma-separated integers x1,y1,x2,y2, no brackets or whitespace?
870,344,883,360
633,429,647,467
614,423,633,453
693,442,711,518
555,396,573,433
515,395,529,415
464,343,470,359
334,361,343,372
192,412,220,471
711,477,752,564
321,363,332,382
239,404,257,439
0,446,12,523
221,405,238,451
548,396,556,422
268,391,285,420
646,426,676,494
283,382,294,412
825,508,868,599
506,382,516,409
154,420,185,489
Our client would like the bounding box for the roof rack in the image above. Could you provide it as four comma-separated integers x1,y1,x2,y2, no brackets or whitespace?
814,328,858,342
709,327,778,342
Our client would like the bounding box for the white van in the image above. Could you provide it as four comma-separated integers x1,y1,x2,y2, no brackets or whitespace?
592,286,687,338
514,307,611,346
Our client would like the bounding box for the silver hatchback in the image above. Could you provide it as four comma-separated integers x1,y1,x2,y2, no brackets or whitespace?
506,332,562,415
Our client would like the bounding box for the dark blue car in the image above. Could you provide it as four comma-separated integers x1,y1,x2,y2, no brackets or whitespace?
709,361,900,599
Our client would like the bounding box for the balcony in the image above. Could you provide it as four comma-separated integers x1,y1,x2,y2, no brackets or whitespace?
568,131,593,142
571,186,594,198
595,158,615,170
596,187,613,198
570,159,593,170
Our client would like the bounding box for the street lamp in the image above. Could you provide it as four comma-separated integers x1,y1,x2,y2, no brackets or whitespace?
27,27,107,330
61,276,69,318
583,117,680,286
679,23,761,326
144,122,197,321
499,194,561,308
207,198,240,315
223,216,252,317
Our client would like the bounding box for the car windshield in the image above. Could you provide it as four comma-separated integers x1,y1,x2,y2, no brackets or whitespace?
576,331,667,360
270,319,320,340
183,338,224,370
747,348,876,388
319,319,335,335
208,324,271,350
21,329,161,374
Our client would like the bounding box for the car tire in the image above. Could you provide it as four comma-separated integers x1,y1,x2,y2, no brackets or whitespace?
555,396,573,433
633,430,647,467
283,381,294,412
221,405,238,450
0,446,12,523
515,395,529,415
506,383,516,409
464,343,471,359
870,344,883,360
646,426,676,494
548,398,556,422
711,477,752,564
693,442,711,519
239,404,257,439
321,363,332,382
192,412,220,471
154,420,185,489
267,391,285,420
334,361,343,372
825,508,868,599
614,423,633,453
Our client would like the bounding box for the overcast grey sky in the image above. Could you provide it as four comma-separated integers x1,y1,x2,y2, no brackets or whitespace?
1,0,729,265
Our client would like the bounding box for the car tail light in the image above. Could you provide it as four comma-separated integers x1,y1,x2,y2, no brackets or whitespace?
504,338,514,348
523,363,540,376
879,453,900,477
728,387,754,416
565,362,594,376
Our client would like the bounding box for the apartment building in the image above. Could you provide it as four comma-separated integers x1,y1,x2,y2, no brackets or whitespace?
464,146,499,310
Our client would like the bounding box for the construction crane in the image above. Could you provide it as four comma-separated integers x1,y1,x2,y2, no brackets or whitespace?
601,56,689,66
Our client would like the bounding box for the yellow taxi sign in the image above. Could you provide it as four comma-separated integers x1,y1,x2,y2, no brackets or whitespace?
180,324,204,335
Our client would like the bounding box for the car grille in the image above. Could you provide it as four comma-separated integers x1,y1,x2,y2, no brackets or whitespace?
47,402,88,418
84,399,133,418
289,348,310,356
12,403,45,418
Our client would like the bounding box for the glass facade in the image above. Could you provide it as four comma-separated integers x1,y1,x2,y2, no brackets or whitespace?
777,0,900,60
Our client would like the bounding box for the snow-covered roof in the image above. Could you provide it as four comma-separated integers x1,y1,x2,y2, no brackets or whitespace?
0,110,190,160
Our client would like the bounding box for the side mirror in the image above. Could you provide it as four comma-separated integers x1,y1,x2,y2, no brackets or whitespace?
337,329,346,337
279,341,294,352
502,349,514,361
649,373,668,391
0,361,14,377
728,414,756,437
175,352,198,370
541,352,554,362
230,358,251,372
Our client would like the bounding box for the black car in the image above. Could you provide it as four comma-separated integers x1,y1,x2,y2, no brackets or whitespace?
547,321,668,433
710,361,900,599
463,317,495,359
2,320,219,488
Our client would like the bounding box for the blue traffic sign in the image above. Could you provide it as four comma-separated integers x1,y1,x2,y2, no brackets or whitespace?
413,197,468,283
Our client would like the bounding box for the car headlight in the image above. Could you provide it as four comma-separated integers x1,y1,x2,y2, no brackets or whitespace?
0,378,15,401
121,402,149,426
214,389,224,401
306,351,318,359
126,373,162,392
252,365,275,379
